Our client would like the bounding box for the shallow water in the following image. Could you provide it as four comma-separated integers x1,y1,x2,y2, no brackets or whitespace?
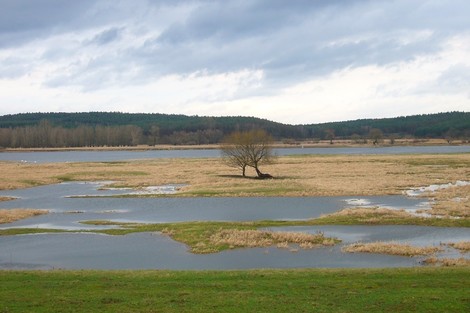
0,182,469,270
0,182,427,229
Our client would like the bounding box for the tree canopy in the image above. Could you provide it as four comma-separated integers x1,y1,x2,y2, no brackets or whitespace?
220,130,274,178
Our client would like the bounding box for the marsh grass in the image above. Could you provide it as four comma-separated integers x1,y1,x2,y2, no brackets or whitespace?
0,209,48,224
343,242,442,257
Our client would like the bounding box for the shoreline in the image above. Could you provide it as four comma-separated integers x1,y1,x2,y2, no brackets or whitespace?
1,138,468,152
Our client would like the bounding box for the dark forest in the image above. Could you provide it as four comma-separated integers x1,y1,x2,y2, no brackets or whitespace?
0,111,468,148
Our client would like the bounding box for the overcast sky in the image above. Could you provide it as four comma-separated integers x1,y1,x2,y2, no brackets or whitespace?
0,0,469,124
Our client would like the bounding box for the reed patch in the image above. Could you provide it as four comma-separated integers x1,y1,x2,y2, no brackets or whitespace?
0,196,15,202
342,242,441,257
0,209,48,224
209,229,338,250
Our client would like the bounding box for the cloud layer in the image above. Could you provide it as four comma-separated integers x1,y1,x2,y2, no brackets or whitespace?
0,0,469,124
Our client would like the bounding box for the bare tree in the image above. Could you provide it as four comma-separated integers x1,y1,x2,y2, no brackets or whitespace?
325,129,335,144
369,128,383,145
220,130,275,178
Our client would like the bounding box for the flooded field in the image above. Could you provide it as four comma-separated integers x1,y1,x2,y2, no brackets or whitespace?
1,181,468,270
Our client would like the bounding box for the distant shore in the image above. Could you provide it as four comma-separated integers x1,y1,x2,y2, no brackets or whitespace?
1,138,467,152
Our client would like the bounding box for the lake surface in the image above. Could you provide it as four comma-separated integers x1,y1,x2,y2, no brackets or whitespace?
1,182,469,270
1,145,469,163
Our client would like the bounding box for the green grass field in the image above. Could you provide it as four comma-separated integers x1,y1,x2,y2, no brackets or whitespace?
1,268,469,312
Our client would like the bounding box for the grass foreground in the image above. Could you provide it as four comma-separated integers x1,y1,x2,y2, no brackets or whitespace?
1,268,469,313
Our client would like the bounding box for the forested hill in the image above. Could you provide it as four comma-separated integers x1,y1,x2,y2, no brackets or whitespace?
305,111,470,139
0,111,469,148
0,112,299,137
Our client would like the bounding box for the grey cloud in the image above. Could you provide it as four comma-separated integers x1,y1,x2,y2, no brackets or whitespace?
87,27,123,46
0,0,96,47
134,0,453,85
0,0,94,32
157,0,359,45
5,0,469,94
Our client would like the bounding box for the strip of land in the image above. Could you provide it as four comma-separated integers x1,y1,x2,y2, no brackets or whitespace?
1,154,469,198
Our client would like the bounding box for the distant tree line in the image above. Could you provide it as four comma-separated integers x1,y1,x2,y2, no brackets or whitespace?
0,120,226,148
0,111,469,148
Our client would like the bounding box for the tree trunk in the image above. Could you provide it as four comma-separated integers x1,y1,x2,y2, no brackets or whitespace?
242,165,246,177
255,166,273,179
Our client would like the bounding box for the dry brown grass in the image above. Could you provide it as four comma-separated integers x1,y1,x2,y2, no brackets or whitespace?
0,196,15,202
209,229,337,250
0,153,469,198
448,241,470,252
342,242,442,257
423,257,470,267
0,209,48,224
426,185,470,218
